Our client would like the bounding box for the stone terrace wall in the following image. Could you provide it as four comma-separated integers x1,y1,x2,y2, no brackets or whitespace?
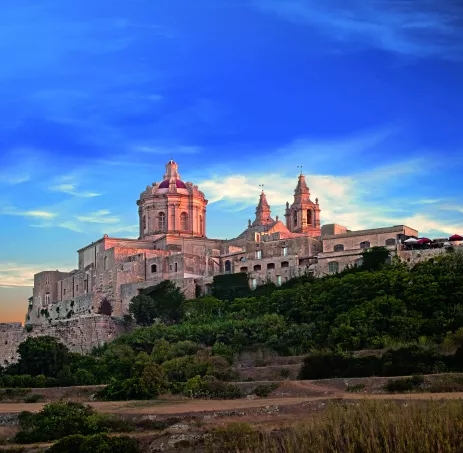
0,323,25,366
0,316,127,365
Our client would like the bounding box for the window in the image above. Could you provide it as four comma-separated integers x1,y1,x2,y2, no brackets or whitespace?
334,244,344,252
240,266,248,272
151,264,157,273
199,215,203,235
158,212,166,231
293,211,297,227
385,238,396,246
276,276,282,286
307,209,312,226
108,271,113,284
99,274,103,286
142,215,147,231
45,293,51,304
84,278,89,294
267,263,275,270
175,263,178,272
76,285,79,292
253,264,262,271
104,256,108,270
281,261,289,268
225,260,231,273
169,264,172,271
251,278,257,290
180,212,188,231
282,247,288,256
328,262,339,273
63,289,66,296
255,250,262,259
240,257,247,262
360,241,371,249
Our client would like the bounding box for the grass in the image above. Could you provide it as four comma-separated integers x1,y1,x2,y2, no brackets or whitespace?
206,400,463,453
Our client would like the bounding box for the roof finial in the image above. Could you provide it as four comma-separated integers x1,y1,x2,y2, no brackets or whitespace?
297,165,303,175
259,184,264,192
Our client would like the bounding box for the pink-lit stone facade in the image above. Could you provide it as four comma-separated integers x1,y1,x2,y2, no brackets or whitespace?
2,160,426,359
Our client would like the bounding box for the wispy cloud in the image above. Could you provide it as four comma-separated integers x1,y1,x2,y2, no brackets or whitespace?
0,262,74,288
76,210,120,224
1,207,57,219
254,0,463,59
49,183,101,198
133,145,201,155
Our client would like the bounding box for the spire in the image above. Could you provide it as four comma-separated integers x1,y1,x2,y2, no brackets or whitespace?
253,190,274,226
163,160,180,181
294,173,310,196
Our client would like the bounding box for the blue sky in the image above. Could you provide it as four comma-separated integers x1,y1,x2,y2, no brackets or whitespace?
1,0,463,321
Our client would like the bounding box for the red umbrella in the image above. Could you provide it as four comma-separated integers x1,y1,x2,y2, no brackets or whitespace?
417,238,432,244
449,234,463,241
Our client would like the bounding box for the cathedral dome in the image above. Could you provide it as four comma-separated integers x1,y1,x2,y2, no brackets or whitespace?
159,179,187,189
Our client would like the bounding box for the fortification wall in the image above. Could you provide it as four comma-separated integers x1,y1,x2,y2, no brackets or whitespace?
0,316,126,365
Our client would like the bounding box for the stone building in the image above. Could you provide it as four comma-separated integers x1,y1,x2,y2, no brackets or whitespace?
0,159,424,360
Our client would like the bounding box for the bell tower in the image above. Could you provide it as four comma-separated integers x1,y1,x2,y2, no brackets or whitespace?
285,172,321,237
253,191,274,226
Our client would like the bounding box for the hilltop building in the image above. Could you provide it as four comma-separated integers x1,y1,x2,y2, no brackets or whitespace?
0,160,426,363
27,160,419,326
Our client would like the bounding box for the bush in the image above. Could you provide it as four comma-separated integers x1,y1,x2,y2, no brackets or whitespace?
346,383,366,393
384,375,425,393
47,434,139,453
24,394,43,403
280,368,291,379
253,383,279,397
184,376,242,399
14,402,125,443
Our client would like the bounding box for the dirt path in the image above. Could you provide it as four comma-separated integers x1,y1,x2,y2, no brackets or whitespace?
1,392,463,416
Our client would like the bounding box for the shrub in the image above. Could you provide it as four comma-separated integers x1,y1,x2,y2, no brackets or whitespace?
14,402,124,443
184,376,241,399
280,368,291,379
25,325,33,333
47,434,139,453
24,394,43,403
384,375,425,393
346,383,366,393
427,374,463,393
253,383,279,397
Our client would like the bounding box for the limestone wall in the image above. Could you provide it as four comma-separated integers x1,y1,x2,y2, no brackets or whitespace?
0,316,127,365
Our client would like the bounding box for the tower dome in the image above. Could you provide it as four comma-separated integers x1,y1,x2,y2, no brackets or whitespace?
136,160,208,239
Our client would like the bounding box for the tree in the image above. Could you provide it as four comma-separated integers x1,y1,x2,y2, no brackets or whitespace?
361,246,391,271
129,280,185,325
98,298,113,316
16,336,70,378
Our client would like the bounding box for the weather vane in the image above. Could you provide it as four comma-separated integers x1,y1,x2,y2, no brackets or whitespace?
259,184,264,191
297,165,303,175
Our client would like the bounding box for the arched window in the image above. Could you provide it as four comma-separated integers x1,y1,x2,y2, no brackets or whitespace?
180,212,188,231
281,261,289,268
328,262,339,273
333,244,344,252
240,257,247,262
385,238,396,246
240,266,248,273
142,215,146,231
307,209,312,226
360,241,370,249
293,211,298,227
253,264,262,272
225,260,231,273
267,263,275,270
199,215,203,236
151,264,157,273
158,212,166,231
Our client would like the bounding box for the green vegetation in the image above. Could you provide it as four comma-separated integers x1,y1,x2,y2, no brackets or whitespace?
384,375,425,392
15,402,131,443
2,250,463,401
47,434,139,453
205,401,463,452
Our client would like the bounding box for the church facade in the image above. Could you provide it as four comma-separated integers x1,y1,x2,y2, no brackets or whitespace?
27,160,418,326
